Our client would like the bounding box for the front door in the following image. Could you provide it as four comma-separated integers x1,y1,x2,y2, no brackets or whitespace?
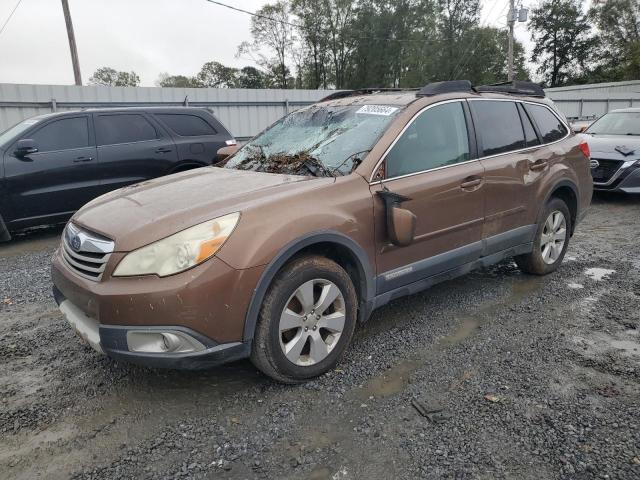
370,100,486,294
4,114,99,227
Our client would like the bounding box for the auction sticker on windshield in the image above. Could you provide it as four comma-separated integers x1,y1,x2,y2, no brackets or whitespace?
356,105,399,116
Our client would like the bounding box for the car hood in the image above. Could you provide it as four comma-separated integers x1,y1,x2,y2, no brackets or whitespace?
72,167,332,251
583,134,640,160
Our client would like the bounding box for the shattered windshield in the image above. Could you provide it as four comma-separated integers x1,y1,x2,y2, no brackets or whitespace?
223,104,400,176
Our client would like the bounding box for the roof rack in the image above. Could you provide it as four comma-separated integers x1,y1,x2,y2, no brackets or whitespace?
318,88,418,103
475,80,545,97
416,79,545,98
417,80,475,96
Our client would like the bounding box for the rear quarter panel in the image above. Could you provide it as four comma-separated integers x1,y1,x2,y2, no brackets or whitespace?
535,134,592,223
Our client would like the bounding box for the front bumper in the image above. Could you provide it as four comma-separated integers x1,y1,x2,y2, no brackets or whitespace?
593,163,640,193
54,286,250,369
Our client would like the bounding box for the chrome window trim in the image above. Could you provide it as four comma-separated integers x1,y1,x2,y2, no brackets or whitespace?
369,97,571,184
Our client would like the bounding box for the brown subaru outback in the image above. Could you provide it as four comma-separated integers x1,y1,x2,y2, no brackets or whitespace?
52,80,593,383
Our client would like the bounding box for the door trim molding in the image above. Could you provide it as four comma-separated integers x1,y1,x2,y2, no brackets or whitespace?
376,224,536,295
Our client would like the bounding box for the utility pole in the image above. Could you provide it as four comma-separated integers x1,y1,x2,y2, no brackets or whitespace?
61,0,82,86
507,0,515,81
507,1,528,82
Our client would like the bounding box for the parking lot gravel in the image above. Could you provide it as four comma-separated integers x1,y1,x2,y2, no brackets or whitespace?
1,193,639,480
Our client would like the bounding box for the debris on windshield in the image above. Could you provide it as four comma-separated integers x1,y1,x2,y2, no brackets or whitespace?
233,147,334,177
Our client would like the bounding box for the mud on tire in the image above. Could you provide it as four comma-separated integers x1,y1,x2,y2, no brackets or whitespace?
250,255,358,384
515,197,571,276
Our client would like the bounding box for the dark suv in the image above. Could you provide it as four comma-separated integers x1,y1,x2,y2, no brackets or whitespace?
0,107,234,240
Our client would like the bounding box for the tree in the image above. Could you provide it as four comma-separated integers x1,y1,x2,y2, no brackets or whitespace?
238,1,295,89
196,61,239,88
237,66,270,88
588,0,640,80
156,73,202,88
89,67,140,87
529,0,595,86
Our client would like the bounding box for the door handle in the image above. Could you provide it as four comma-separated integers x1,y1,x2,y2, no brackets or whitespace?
73,156,93,163
460,177,483,190
155,147,172,154
529,160,548,171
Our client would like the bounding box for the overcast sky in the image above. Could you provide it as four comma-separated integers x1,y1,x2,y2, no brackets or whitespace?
0,0,533,87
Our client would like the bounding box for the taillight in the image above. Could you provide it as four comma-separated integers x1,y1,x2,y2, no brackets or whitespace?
578,142,590,159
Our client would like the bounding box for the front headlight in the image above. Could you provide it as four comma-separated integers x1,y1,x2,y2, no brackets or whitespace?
113,212,240,277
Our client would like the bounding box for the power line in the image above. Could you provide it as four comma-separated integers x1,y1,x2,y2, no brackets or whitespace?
205,0,439,45
0,0,23,38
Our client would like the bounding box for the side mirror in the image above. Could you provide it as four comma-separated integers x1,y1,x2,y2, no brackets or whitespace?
216,145,239,163
377,190,416,247
14,139,38,157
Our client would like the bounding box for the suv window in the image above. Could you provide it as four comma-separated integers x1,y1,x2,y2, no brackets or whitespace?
526,104,568,143
95,114,158,146
518,104,541,147
385,102,470,178
30,117,89,152
156,114,217,136
470,101,525,156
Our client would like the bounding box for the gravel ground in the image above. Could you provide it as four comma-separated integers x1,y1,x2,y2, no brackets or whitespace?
1,193,639,480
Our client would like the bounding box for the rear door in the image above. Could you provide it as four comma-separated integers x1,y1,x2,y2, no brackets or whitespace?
3,114,99,226
470,99,542,251
93,112,178,194
153,111,231,165
370,100,486,294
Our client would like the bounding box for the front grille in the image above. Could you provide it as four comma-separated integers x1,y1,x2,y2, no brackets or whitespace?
591,158,623,184
62,223,114,281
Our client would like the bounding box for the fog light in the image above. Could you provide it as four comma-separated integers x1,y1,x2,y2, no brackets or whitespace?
126,330,206,354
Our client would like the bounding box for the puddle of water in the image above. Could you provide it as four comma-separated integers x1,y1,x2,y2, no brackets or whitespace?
567,283,584,289
584,268,615,281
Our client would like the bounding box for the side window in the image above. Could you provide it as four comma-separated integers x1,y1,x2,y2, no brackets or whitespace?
518,103,541,147
156,114,217,136
470,100,525,156
385,102,470,178
30,117,89,152
525,104,568,143
95,114,158,146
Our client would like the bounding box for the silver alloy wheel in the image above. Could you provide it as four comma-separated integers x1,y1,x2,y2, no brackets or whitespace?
540,210,567,264
278,278,346,366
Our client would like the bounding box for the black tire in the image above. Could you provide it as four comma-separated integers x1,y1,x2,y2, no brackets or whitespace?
250,255,358,384
515,197,571,275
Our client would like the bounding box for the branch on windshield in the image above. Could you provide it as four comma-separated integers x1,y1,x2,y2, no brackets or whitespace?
234,148,336,177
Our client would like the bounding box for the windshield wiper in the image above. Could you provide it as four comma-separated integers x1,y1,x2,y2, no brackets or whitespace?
330,150,371,176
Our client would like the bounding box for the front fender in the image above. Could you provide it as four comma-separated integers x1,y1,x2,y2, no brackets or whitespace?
238,231,376,342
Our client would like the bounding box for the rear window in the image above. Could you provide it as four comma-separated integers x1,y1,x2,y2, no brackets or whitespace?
95,114,158,146
470,101,525,156
156,114,217,136
526,104,568,143
518,104,541,147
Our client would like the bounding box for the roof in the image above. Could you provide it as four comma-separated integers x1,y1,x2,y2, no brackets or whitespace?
30,106,212,118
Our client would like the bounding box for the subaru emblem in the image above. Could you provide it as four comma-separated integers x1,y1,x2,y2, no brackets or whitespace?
590,159,599,169
71,235,82,251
